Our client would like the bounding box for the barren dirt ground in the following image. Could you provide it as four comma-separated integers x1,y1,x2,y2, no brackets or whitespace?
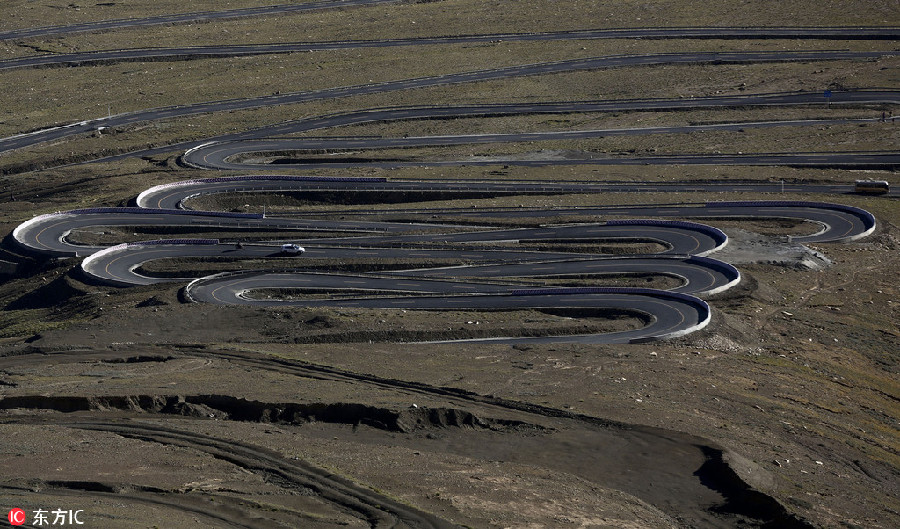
1,1,899,528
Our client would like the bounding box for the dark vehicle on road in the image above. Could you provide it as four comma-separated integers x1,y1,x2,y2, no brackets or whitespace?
854,180,889,194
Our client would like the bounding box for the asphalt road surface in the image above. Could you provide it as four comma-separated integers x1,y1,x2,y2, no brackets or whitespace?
175,89,898,171
4,19,891,344
2,51,897,164
3,27,897,71
14,174,876,343
0,0,405,41
2,7,895,529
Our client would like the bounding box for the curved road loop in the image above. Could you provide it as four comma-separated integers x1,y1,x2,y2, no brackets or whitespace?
3,6,895,529
6,17,890,343
14,173,877,343
2,50,897,163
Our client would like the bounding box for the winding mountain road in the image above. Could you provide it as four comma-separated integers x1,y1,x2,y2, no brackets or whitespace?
3,16,891,343
2,51,897,164
13,172,876,343
2,5,896,528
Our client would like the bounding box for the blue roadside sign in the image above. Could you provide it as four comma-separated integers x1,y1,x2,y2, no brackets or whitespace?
824,90,832,99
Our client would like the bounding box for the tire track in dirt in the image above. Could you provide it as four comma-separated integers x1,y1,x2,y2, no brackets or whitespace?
2,413,458,529
0,348,815,528
1,481,276,529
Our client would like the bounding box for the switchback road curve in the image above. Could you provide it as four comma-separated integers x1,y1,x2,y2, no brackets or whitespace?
2,7,893,529
13,173,877,343
4,23,890,343
183,122,899,171
138,89,900,171
130,175,878,244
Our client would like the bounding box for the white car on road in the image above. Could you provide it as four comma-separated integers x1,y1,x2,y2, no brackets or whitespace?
280,243,305,255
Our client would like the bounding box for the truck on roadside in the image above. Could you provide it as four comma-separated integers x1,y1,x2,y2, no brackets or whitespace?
854,180,889,194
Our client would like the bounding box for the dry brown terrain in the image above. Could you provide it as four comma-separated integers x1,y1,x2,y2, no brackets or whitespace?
1,1,898,528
